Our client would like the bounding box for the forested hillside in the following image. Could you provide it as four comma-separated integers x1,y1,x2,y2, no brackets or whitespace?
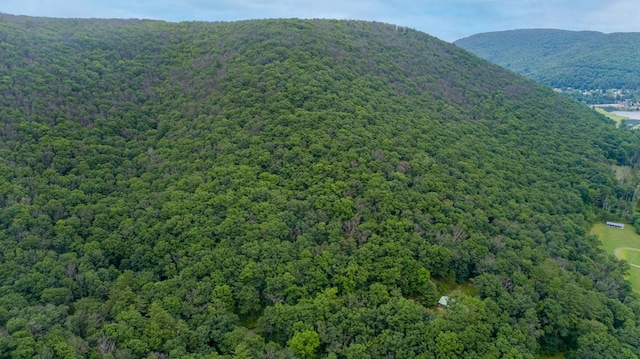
455,29,640,91
2,14,640,358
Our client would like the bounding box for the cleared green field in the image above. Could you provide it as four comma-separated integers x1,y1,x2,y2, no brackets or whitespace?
621,248,640,266
590,222,640,292
594,107,627,127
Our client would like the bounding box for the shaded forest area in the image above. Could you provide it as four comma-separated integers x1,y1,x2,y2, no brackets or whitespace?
2,15,640,358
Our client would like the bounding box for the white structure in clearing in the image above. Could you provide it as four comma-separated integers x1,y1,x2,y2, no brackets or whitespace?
606,221,624,229
438,296,450,308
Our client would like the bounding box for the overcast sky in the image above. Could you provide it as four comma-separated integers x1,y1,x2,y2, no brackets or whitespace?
1,0,639,42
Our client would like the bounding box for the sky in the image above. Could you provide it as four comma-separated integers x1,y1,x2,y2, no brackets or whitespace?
1,0,639,42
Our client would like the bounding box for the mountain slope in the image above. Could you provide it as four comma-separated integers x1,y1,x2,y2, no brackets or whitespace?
454,29,640,90
1,15,640,358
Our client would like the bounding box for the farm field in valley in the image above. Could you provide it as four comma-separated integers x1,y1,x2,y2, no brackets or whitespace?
594,107,627,127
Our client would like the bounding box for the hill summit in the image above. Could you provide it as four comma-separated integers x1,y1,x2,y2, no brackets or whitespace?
1,15,640,358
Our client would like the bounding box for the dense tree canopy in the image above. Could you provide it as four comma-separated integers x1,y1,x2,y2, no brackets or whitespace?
1,14,640,358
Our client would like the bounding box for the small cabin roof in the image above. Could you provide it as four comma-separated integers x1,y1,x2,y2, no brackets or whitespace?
438,296,450,307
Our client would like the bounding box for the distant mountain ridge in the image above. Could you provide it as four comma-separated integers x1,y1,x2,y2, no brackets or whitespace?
455,29,640,90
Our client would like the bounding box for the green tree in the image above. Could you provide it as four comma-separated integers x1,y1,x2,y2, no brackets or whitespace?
435,332,464,359
288,329,321,359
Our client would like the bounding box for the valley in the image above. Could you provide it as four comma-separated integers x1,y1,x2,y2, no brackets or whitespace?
455,29,640,105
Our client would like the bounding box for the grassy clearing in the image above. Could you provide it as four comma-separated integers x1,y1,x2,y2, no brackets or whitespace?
539,354,565,359
590,222,640,292
594,107,627,127
435,278,478,298
621,248,640,266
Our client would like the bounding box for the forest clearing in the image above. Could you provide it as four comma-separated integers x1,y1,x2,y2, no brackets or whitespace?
591,222,640,292
594,107,626,127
